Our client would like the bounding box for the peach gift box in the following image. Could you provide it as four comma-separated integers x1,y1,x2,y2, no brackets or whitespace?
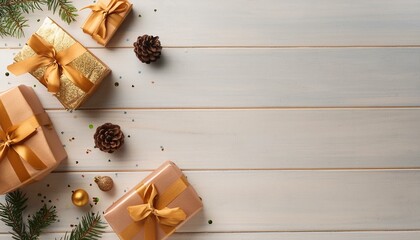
0,85,67,194
105,161,203,240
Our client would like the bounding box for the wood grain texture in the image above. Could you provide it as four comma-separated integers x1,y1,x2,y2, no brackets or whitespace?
2,232,420,240
1,0,419,238
1,0,420,48
47,108,420,170
2,48,420,109
1,170,420,233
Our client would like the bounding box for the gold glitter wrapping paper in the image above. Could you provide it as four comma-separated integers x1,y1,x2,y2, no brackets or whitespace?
12,17,111,109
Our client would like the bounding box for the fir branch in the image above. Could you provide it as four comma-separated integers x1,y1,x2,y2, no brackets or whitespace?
4,6,28,38
1,191,106,240
0,0,77,38
0,190,29,240
61,212,106,240
28,205,58,240
0,190,58,240
0,0,43,13
47,0,77,24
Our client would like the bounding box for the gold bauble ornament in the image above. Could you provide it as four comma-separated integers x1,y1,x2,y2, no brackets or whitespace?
72,189,89,207
94,176,114,191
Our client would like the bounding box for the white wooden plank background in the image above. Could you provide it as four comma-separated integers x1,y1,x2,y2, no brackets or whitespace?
2,48,420,108
3,232,420,240
48,109,420,170
1,0,420,239
1,170,419,233
1,0,420,47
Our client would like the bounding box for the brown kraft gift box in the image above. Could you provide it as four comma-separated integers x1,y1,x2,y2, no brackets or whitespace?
82,0,133,46
105,161,203,240
7,17,111,110
0,85,67,194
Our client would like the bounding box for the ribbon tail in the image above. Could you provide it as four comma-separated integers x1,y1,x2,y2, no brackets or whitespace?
144,216,156,240
95,18,108,40
13,144,47,170
7,33,55,76
62,66,93,93
80,4,96,11
7,149,31,182
95,14,122,39
43,65,61,93
54,43,92,93
7,55,53,76
0,145,8,162
155,207,187,226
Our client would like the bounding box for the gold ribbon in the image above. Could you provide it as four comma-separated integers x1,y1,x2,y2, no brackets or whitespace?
82,0,130,41
120,177,189,240
0,100,49,183
7,34,93,94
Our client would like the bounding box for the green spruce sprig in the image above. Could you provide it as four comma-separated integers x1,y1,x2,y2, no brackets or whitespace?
28,205,58,240
46,0,77,25
0,190,58,240
0,0,78,38
60,213,106,240
0,190,106,240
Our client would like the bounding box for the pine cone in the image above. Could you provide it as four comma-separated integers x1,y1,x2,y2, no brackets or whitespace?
94,123,124,153
133,35,162,64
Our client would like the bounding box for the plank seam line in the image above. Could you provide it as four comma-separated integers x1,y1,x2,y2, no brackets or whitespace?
180,230,420,233
3,45,420,50
175,229,420,233
52,168,420,173
10,229,420,234
133,45,420,49
45,106,420,111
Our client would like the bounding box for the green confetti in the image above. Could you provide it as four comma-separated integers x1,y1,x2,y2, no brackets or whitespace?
89,124,94,129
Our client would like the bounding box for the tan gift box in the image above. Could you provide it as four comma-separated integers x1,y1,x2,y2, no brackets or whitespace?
7,17,111,110
82,0,133,46
105,161,203,240
0,85,67,194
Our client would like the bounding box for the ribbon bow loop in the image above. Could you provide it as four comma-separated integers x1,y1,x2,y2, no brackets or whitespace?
82,0,130,40
127,184,186,227
126,183,187,240
7,34,93,94
154,207,187,226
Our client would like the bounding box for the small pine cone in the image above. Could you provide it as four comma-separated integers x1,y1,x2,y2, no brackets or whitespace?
94,123,124,153
133,35,162,64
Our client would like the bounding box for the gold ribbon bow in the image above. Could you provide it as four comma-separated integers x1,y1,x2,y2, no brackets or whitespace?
82,0,130,41
0,100,49,183
7,34,93,94
126,184,187,240
120,177,189,240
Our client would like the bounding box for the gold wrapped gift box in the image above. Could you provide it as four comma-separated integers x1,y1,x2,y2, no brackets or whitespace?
105,161,203,240
0,85,67,194
82,0,133,46
8,17,111,110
